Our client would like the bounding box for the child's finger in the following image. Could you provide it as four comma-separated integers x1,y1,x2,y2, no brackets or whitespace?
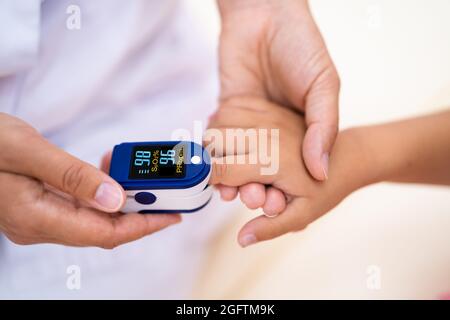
237,198,311,247
209,157,275,186
203,128,256,157
238,183,266,209
262,187,287,217
216,184,239,201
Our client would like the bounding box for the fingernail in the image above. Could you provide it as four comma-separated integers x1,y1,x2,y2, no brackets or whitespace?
95,182,123,211
321,153,329,180
264,212,279,218
239,234,257,248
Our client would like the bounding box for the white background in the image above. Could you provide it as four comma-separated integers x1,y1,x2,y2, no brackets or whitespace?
189,0,450,299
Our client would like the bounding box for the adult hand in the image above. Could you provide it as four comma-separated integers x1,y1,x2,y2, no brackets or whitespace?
0,113,180,248
218,0,339,180
215,0,340,209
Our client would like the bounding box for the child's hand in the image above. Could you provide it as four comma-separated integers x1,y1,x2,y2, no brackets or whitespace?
206,97,366,247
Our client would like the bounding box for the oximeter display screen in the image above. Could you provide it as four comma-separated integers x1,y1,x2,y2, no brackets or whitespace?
129,145,185,179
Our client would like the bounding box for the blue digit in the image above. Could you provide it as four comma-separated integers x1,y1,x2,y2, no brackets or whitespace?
160,149,175,165
135,150,151,166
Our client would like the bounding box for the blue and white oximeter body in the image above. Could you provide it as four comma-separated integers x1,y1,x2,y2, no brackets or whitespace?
109,141,212,213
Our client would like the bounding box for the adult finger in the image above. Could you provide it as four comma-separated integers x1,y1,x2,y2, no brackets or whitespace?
302,68,340,181
1,172,181,247
38,189,181,248
1,133,125,212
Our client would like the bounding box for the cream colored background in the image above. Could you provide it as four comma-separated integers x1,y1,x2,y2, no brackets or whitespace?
188,0,450,299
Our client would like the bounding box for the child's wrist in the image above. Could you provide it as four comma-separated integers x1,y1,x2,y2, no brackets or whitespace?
218,0,308,19
331,128,382,194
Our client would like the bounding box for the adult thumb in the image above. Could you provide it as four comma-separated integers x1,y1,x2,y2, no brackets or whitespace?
302,69,340,181
7,135,125,212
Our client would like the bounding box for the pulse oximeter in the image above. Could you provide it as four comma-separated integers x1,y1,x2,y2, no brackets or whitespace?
109,141,212,213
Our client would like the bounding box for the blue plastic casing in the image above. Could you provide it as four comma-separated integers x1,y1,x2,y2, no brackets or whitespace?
109,141,210,191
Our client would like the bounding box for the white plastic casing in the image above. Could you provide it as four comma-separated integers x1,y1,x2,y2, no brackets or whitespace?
122,169,212,213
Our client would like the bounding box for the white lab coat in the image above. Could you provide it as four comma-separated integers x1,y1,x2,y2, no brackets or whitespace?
0,0,234,298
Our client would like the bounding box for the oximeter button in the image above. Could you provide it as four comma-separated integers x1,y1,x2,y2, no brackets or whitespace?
134,192,157,205
191,155,201,164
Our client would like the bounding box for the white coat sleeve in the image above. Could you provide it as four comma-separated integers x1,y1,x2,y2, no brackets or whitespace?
0,0,41,77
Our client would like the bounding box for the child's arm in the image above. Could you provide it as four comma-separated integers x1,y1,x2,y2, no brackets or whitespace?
354,110,450,186
320,109,450,208
207,97,450,247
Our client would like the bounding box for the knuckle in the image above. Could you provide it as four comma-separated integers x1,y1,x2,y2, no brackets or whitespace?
99,237,117,250
317,65,340,93
332,70,341,89
61,163,87,194
220,96,245,109
97,228,118,250
207,110,224,127
100,242,117,250
1,130,38,168
6,234,34,246
326,67,341,90
11,125,40,149
327,121,339,138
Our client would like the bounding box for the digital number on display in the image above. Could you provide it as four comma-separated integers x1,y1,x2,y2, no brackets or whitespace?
129,145,185,179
